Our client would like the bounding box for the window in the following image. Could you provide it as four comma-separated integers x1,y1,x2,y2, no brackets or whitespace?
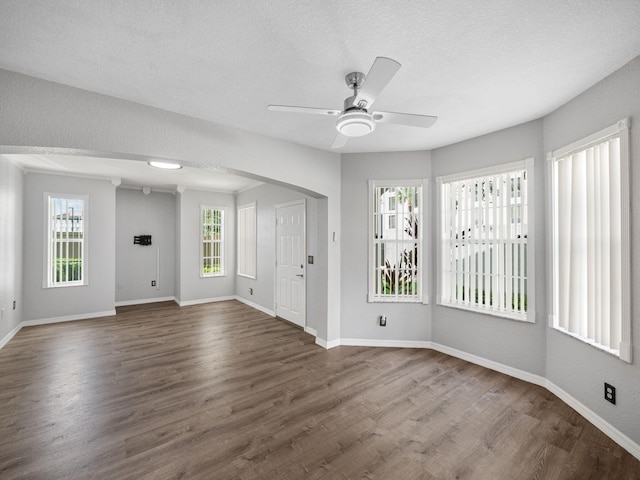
548,119,631,362
437,159,533,321
237,202,256,278
44,194,87,288
369,180,424,303
201,206,224,277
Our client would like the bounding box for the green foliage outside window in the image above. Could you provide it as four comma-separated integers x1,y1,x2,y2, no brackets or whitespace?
55,258,82,283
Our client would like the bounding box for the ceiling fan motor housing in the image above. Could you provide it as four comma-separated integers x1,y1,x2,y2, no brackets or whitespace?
336,109,376,137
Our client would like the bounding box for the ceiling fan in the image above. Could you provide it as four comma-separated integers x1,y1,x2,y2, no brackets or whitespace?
268,57,438,149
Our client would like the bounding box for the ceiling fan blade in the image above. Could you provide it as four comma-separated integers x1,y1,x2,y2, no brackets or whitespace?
373,111,438,129
268,105,341,116
353,57,401,109
331,133,348,149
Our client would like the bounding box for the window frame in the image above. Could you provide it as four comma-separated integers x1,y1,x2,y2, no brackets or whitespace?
547,118,631,362
237,202,257,279
368,179,427,304
43,193,89,288
200,205,225,278
436,158,535,322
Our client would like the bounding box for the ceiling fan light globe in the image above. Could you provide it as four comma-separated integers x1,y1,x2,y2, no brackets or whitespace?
336,111,375,137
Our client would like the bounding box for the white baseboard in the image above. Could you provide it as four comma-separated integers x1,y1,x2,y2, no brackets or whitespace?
0,322,23,350
1,306,637,461
545,380,640,461
304,326,318,337
315,337,340,349
333,338,640,462
340,338,433,349
235,296,276,317
177,295,236,307
0,309,116,350
115,296,176,307
429,342,548,388
22,309,116,327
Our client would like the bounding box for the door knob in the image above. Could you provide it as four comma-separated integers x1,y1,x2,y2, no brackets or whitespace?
296,274,304,278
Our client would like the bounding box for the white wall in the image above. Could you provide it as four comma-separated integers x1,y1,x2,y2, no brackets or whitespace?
176,189,236,304
0,156,23,342
430,120,547,376
340,151,432,342
543,56,640,445
235,183,322,334
22,173,116,321
115,188,176,303
0,69,341,344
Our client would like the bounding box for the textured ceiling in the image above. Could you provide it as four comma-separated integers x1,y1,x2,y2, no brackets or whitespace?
1,0,640,155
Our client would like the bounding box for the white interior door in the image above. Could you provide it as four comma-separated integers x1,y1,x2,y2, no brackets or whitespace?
275,201,306,327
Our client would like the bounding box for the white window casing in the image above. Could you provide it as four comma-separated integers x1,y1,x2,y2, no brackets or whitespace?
437,159,535,322
237,202,257,279
368,179,427,303
43,193,89,288
200,205,225,277
547,118,631,363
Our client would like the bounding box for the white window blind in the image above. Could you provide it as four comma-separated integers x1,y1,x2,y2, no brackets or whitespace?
548,119,631,362
368,180,424,303
237,202,256,278
44,194,87,288
438,159,533,321
201,206,224,277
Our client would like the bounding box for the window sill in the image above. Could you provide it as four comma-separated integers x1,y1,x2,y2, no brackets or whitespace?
237,273,256,280
368,295,425,304
42,281,88,289
551,325,626,362
437,300,533,323
200,273,226,279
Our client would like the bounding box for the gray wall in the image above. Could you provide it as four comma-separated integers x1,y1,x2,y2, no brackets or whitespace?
0,68,342,343
543,56,640,444
430,120,547,376
0,156,23,341
115,188,176,303
340,151,432,342
176,189,236,304
22,173,116,321
235,183,322,334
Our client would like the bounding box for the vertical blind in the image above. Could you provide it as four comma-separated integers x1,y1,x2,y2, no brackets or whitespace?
440,165,528,318
554,136,622,352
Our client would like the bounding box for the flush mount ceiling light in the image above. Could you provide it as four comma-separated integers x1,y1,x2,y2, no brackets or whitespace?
148,161,182,170
335,110,376,137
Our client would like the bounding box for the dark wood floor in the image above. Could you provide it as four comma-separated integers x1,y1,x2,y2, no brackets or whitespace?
0,301,638,480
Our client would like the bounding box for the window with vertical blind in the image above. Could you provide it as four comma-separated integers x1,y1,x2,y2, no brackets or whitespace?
437,159,534,321
201,206,224,277
237,202,256,278
368,180,424,303
44,194,88,288
548,119,631,362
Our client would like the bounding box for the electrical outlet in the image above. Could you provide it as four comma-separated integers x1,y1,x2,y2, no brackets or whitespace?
604,383,616,404
379,315,387,327
151,280,156,287
249,288,253,295
13,300,16,310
